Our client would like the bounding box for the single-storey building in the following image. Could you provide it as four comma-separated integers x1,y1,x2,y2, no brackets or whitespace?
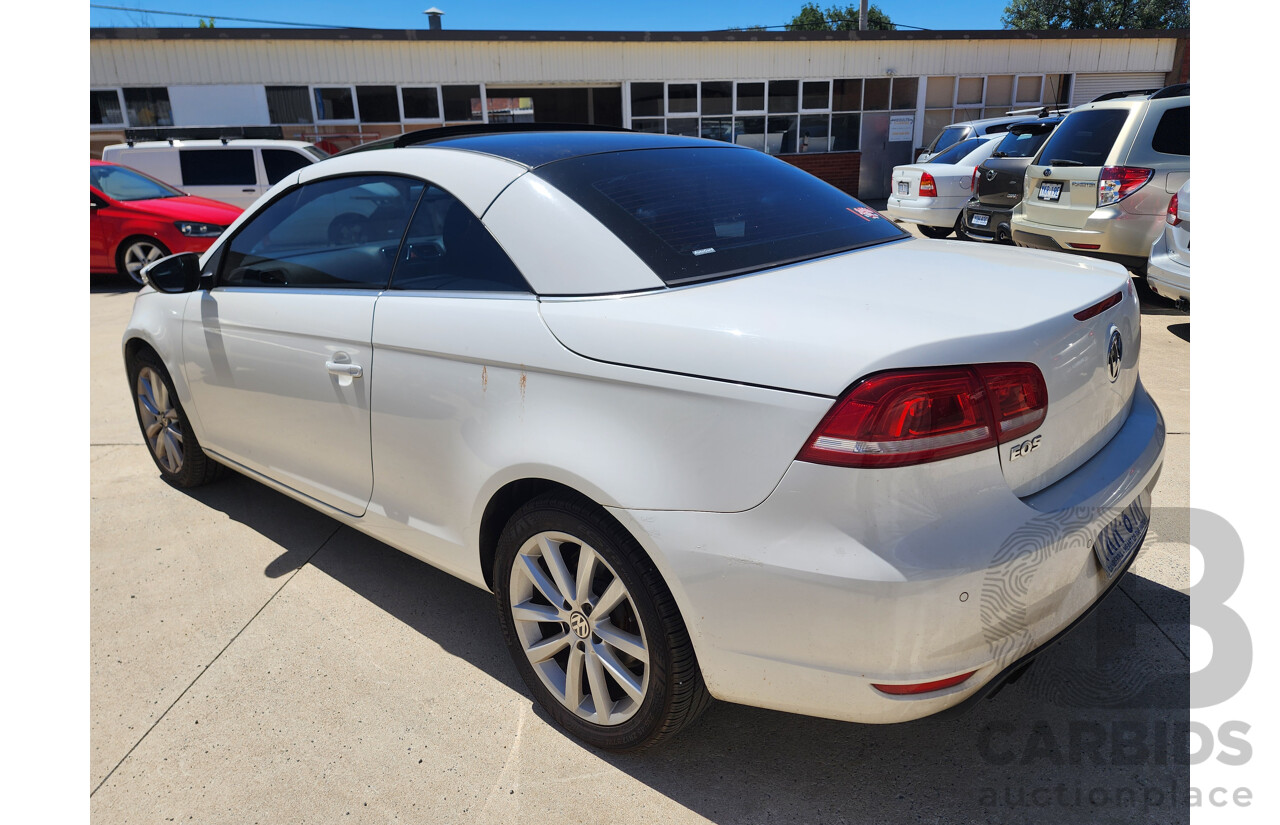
89,26,1189,198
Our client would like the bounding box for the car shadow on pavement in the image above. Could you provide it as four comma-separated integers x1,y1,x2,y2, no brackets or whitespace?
178,469,1190,825
1168,323,1190,343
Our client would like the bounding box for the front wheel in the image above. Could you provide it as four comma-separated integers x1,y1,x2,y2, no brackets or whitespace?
117,237,170,286
494,493,710,751
127,347,221,488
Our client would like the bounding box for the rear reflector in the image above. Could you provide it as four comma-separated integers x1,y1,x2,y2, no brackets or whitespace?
797,363,1048,468
873,670,978,696
1068,243,1101,250
1073,291,1123,321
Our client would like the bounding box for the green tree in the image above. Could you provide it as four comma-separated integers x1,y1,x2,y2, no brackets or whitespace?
788,3,896,31
198,17,216,28
1001,0,1188,29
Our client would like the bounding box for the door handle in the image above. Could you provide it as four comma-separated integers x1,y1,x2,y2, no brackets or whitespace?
326,361,363,378
242,188,256,192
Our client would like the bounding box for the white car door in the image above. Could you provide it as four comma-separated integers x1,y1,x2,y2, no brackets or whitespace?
181,174,426,516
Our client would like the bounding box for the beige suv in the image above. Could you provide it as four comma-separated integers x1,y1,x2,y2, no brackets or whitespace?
1010,85,1189,273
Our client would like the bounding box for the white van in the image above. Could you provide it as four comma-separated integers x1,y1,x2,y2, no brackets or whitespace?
101,139,328,208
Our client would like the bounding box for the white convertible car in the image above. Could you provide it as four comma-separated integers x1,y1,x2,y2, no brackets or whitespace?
126,126,1164,751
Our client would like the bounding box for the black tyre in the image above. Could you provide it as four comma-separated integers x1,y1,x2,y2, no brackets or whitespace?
127,347,222,488
116,237,170,286
918,224,953,239
494,493,711,751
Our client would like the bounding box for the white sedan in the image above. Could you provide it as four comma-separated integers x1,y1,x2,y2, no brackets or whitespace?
887,133,1003,238
125,127,1164,751
1147,179,1190,306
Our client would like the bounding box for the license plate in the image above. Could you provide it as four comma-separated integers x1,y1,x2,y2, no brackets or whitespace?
897,180,910,195
1093,495,1150,577
970,213,990,227
1037,182,1063,201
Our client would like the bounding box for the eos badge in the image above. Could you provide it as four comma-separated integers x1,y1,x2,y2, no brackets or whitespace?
1009,435,1042,462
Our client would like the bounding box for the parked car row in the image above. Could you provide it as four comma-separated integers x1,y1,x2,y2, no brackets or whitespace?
888,85,1190,308
91,137,330,284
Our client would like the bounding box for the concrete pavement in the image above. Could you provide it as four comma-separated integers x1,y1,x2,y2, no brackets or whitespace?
90,264,1190,824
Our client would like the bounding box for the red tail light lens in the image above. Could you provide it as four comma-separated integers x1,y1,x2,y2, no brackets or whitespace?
873,670,978,695
1098,166,1153,207
971,167,981,192
1166,192,1181,226
797,363,1048,468
919,172,937,197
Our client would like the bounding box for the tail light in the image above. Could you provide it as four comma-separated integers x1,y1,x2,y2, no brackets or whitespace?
970,167,981,192
919,172,937,197
1166,192,1181,226
797,363,1048,469
1098,166,1153,207
873,670,977,696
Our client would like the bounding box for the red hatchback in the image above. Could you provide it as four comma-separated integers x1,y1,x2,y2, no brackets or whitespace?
91,160,243,284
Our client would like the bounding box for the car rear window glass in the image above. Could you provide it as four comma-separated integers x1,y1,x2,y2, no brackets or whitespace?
534,147,905,286
928,138,983,165
221,175,424,289
179,149,256,186
1151,106,1189,155
929,125,970,154
1035,109,1130,167
262,149,314,185
993,125,1055,158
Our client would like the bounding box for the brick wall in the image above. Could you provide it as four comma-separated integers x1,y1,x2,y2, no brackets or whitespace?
779,151,861,196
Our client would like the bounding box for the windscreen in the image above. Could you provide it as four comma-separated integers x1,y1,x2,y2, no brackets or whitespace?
91,164,184,201
535,147,906,285
1036,109,1130,167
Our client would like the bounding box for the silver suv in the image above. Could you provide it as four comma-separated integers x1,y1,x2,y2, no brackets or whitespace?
1010,85,1189,273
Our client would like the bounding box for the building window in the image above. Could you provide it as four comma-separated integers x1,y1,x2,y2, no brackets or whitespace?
314,87,356,121
91,89,124,126
266,86,313,125
122,87,172,127
356,86,400,122
923,74,1068,148
401,87,442,121
628,78,880,155
441,85,483,122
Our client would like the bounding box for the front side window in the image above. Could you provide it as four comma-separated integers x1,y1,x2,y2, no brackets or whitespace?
180,149,256,186
262,149,315,185
536,147,905,286
389,186,529,293
221,175,425,289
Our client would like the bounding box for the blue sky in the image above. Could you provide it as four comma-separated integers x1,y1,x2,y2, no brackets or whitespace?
88,1,1012,33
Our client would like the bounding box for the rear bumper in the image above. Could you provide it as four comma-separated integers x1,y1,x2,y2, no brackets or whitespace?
1146,231,1191,303
610,384,1165,725
1011,207,1163,271
885,197,964,228
961,203,1015,242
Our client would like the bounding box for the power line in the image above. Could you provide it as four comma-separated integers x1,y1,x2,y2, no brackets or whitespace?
89,4,364,29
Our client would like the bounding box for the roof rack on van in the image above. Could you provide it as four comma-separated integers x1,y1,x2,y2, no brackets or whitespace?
1090,83,1189,103
122,125,286,147
335,122,633,156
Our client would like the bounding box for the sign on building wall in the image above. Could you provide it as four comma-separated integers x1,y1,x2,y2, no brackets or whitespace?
888,115,915,142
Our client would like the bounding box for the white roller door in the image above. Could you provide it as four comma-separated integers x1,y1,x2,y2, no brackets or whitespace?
1071,73,1168,106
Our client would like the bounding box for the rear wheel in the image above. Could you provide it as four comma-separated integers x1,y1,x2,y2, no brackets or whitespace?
494,493,710,751
918,224,953,239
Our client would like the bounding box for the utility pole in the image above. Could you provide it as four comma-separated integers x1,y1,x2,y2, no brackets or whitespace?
859,0,868,30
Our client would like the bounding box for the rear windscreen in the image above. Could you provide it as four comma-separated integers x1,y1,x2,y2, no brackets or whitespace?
928,138,984,165
1035,109,1130,167
534,147,906,286
994,126,1055,159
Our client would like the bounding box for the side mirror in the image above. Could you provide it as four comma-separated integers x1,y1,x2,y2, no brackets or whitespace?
141,252,203,294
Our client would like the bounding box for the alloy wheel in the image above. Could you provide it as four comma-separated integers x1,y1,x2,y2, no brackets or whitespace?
123,240,166,284
136,366,184,474
508,531,650,726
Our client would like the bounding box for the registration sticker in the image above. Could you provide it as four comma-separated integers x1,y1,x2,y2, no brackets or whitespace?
1093,495,1150,577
